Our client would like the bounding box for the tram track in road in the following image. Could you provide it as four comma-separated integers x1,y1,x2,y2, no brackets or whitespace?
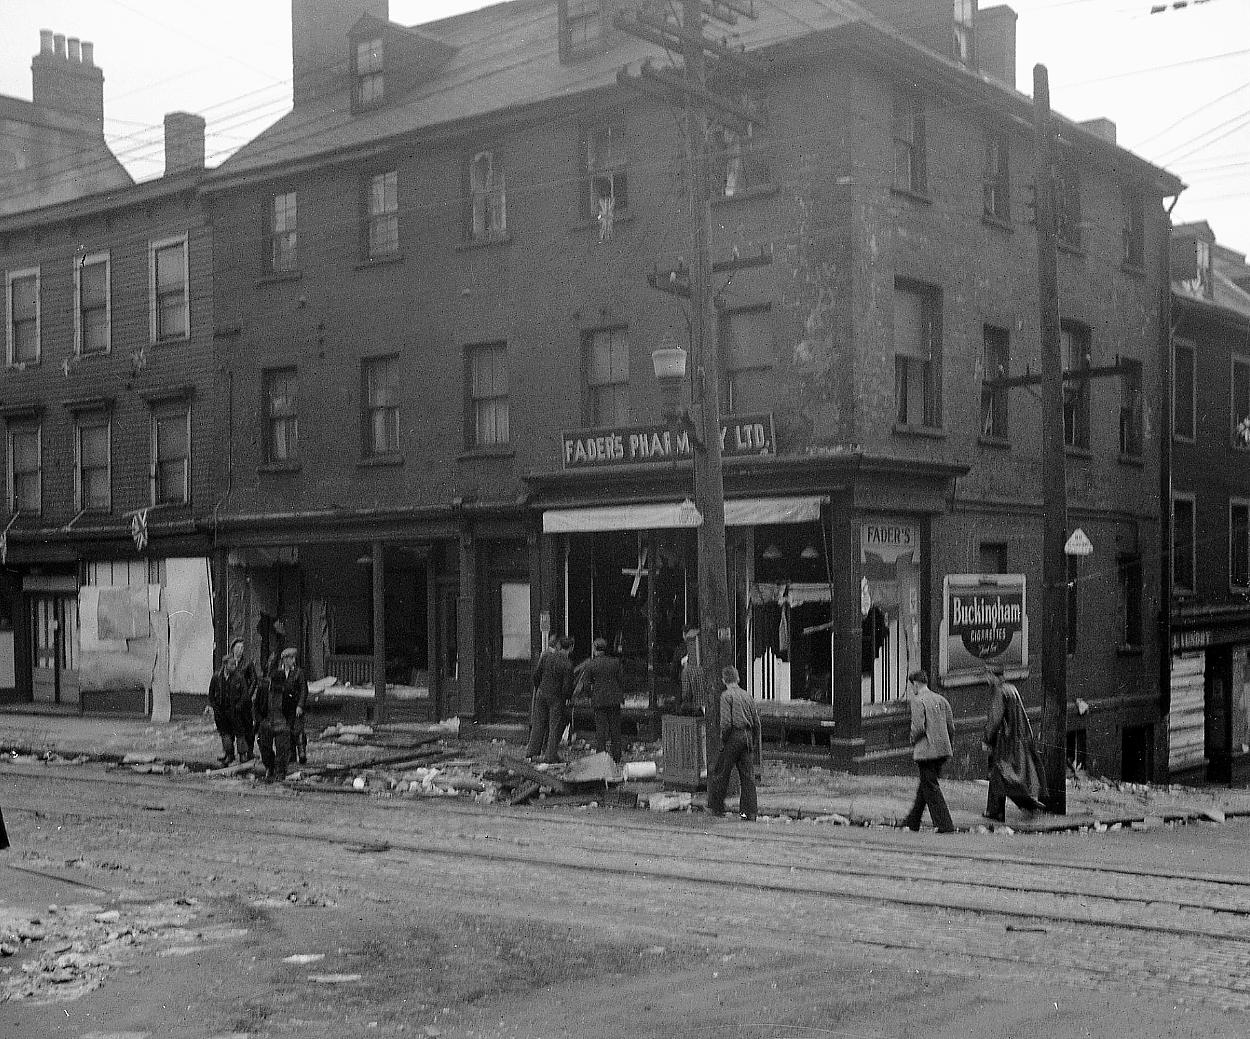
7,764,1250,944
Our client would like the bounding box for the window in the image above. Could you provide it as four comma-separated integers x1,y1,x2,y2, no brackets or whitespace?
1119,357,1142,457
263,368,298,463
983,132,1010,222
720,306,775,414
1232,501,1250,590
1060,321,1091,449
76,415,110,512
469,151,506,241
1054,149,1082,249
75,252,109,355
6,268,39,365
1173,494,1195,593
468,343,509,448
583,122,628,219
584,327,629,427
1173,338,1195,441
979,541,1008,574
892,95,926,195
559,0,602,61
151,403,189,505
149,236,188,343
1117,554,1143,648
1233,356,1250,449
354,36,384,108
981,325,1009,439
270,192,298,272
7,424,40,514
1123,189,1144,268
364,171,399,259
362,355,400,457
893,281,941,428
710,96,769,198
1066,554,1078,655
953,0,975,65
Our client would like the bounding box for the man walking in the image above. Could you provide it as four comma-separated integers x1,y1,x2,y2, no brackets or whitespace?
982,664,1047,821
526,636,574,763
903,669,956,833
574,637,626,763
707,665,761,821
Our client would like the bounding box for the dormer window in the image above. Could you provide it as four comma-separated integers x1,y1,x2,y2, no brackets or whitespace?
355,36,384,109
560,0,603,62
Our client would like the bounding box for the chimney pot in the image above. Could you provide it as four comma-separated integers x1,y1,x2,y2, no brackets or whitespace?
54,33,66,58
68,38,81,62
39,29,54,53
81,41,94,66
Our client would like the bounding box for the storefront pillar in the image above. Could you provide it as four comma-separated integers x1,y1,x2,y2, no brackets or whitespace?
828,501,865,770
372,539,387,723
457,525,477,720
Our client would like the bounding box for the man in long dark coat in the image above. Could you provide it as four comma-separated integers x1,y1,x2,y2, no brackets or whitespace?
982,664,1047,821
526,636,574,762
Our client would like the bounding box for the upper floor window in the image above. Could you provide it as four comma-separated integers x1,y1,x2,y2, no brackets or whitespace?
76,413,111,512
1234,356,1250,449
893,281,942,429
979,541,1008,574
469,151,507,241
1054,149,1082,249
151,401,190,505
1123,188,1144,268
583,122,628,223
1119,357,1142,457
1173,494,1195,593
354,36,384,109
983,132,1010,223
1060,321,1091,449
6,268,40,365
1118,553,1143,648
75,252,110,356
468,342,509,448
720,306,775,415
263,368,298,463
892,95,926,195
981,325,1009,440
559,0,602,61
270,192,298,272
7,423,40,514
149,235,188,343
953,0,975,65
584,326,629,427
710,96,769,198
1173,337,1195,441
364,170,399,259
362,355,400,457
1232,500,1250,590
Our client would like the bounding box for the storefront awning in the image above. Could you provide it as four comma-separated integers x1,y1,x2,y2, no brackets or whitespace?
542,496,824,534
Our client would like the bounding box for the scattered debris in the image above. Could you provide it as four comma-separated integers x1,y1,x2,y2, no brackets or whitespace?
649,792,692,813
309,973,363,984
283,953,326,964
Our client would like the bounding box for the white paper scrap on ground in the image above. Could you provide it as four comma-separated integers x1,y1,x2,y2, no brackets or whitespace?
283,953,325,964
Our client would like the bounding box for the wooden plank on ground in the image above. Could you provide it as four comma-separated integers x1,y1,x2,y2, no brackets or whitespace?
507,782,542,806
499,754,569,793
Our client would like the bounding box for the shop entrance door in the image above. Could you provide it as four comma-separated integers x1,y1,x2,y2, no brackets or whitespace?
434,577,459,718
487,576,532,719
31,593,79,706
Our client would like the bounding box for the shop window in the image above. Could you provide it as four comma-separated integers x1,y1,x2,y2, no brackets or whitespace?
1119,357,1142,457
892,94,926,195
1061,321,1091,449
1173,338,1195,441
1231,501,1250,590
720,306,774,414
860,519,921,706
894,281,942,429
151,401,190,505
363,170,399,260
1118,553,1142,648
468,342,509,448
7,268,40,365
469,151,506,241
7,423,40,514
584,326,629,427
982,131,1009,222
981,325,1009,439
264,368,298,463
150,235,188,343
1173,494,1195,593
979,541,1007,574
362,354,400,457
76,251,110,355
76,414,111,513
269,191,298,272
500,582,531,660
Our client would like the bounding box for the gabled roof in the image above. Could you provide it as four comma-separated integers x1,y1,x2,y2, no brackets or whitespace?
207,0,1181,196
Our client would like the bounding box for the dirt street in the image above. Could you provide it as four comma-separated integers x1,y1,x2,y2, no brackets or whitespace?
3,760,1249,1039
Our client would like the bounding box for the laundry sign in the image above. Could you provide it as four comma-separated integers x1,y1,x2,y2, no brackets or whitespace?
939,574,1029,685
561,413,774,469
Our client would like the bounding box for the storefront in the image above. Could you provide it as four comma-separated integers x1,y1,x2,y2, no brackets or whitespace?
1169,610,1250,784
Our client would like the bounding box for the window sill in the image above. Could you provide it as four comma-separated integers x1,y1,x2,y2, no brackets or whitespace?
257,270,302,286
889,186,932,206
1120,261,1146,279
711,183,778,207
457,233,513,252
893,423,945,439
1117,451,1144,468
354,252,405,270
358,453,404,468
1064,445,1092,460
153,334,191,348
258,460,301,474
1057,241,1086,258
981,213,1013,232
569,211,634,234
75,350,111,361
978,434,1011,450
1116,644,1143,658
6,361,41,371
458,446,514,461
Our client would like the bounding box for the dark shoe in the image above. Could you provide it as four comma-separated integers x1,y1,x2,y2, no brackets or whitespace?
981,813,1005,823
740,814,757,822
218,755,233,766
936,827,956,834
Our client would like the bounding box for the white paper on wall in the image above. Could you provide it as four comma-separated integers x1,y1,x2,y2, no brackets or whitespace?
165,558,214,695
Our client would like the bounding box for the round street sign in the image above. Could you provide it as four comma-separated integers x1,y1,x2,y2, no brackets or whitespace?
1064,528,1093,556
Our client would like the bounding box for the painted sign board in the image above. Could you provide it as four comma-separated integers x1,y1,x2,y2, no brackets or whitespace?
939,573,1029,686
1064,528,1093,556
560,412,774,469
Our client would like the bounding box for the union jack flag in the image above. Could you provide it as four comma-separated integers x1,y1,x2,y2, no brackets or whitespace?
130,509,149,552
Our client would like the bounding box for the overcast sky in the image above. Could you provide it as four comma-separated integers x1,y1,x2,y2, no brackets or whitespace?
1,0,1247,252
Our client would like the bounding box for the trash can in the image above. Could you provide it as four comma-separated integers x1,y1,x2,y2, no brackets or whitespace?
662,713,707,791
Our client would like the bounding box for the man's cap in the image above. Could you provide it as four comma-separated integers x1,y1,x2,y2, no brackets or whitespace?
280,646,297,659
593,637,608,651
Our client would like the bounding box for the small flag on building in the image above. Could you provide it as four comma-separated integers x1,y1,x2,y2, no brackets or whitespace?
130,508,149,552
0,532,7,566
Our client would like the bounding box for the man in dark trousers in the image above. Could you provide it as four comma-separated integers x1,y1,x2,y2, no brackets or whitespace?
256,647,308,781
982,664,1047,821
208,639,256,766
903,669,956,833
526,636,574,763
706,665,761,821
574,637,626,763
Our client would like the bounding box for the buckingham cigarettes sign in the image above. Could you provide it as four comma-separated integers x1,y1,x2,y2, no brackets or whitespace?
939,574,1029,685
560,413,774,469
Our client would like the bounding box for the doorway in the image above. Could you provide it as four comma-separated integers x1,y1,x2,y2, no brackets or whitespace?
30,593,79,706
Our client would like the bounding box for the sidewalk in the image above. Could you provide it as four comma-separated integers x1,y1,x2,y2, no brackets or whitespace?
4,707,1249,833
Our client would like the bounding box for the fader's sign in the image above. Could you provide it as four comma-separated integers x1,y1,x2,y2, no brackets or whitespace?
560,413,774,469
939,574,1029,685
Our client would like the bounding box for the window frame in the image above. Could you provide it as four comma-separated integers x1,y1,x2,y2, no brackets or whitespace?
361,354,401,458
980,324,1010,440
149,234,189,344
1060,320,1091,450
6,422,41,516
893,279,942,430
1231,498,1250,592
353,35,385,110
1122,187,1145,268
75,412,112,514
6,267,41,366
709,93,770,199
953,0,975,65
582,120,629,220
559,0,603,62
982,131,1010,223
1232,355,1250,450
74,251,110,357
719,305,776,415
150,400,191,506
891,94,927,196
466,342,510,450
1172,336,1196,443
468,150,507,242
582,326,630,428
1119,356,1143,458
262,367,299,464
269,191,298,273
1172,492,1196,595
362,169,400,260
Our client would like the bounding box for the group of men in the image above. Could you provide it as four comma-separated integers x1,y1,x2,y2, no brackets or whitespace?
208,639,310,782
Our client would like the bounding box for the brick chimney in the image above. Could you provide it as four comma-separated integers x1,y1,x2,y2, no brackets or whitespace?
292,0,388,106
975,5,1017,89
164,112,206,176
31,27,105,128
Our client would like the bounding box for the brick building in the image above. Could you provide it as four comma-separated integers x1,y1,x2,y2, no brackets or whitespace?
1168,222,1250,783
0,32,217,716
201,0,1180,776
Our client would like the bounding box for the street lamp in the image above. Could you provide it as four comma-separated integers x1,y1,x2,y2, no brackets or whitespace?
652,336,702,450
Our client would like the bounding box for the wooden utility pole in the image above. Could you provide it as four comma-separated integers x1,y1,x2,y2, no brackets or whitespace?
1033,64,1068,814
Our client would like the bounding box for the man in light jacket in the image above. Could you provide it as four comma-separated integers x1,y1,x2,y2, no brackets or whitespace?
902,669,956,833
